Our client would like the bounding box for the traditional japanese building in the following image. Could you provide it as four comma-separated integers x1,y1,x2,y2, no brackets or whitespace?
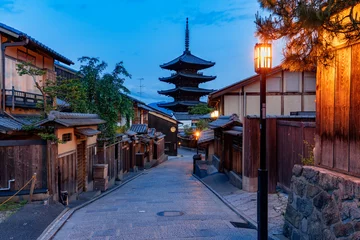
158,18,216,113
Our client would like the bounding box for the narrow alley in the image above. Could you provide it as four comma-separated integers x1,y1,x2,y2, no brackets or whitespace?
53,148,258,239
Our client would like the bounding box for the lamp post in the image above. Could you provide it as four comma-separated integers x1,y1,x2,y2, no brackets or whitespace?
195,131,200,154
254,43,272,240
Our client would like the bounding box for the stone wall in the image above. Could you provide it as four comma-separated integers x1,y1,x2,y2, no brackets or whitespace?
284,165,360,239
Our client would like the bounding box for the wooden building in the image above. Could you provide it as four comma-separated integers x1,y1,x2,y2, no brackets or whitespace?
123,95,179,156
0,22,73,116
208,115,242,186
208,66,316,123
158,18,216,112
36,111,104,202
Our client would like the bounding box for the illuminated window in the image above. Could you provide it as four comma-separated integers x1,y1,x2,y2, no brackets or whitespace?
62,133,72,142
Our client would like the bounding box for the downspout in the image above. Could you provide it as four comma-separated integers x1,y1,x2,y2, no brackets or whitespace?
1,38,29,112
0,179,15,191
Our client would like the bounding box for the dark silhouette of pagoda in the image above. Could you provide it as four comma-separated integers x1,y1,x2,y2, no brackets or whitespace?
158,18,216,113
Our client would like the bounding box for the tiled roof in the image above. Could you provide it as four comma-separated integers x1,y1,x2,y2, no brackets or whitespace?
158,101,206,108
130,124,148,134
209,114,242,129
173,112,204,121
224,126,243,136
75,128,101,137
0,114,24,132
160,51,215,70
159,72,216,83
197,129,214,145
158,87,214,96
138,104,153,112
125,130,137,136
0,22,73,65
36,111,105,127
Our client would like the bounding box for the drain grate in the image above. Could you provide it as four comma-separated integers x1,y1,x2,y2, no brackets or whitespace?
157,211,184,217
230,221,256,229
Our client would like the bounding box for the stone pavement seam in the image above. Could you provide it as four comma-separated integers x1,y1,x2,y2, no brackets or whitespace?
192,174,256,228
39,155,171,240
37,172,145,240
192,173,282,240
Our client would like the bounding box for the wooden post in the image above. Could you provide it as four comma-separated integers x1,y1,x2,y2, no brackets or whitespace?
29,173,37,202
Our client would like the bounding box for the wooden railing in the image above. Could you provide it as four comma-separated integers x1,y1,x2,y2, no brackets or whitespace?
5,87,44,109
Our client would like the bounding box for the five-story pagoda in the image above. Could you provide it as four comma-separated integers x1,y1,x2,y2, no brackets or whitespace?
158,18,216,113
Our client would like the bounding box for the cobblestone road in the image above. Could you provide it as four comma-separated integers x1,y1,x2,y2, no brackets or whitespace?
54,149,258,239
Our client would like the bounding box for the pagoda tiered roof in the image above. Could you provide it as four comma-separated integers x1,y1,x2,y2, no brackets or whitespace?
158,101,206,112
160,50,215,71
157,18,216,113
158,87,214,97
159,72,216,84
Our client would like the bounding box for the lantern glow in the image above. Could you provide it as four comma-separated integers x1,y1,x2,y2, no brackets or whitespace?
210,110,219,119
254,43,272,74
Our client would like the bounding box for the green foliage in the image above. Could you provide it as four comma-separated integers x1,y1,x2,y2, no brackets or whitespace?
189,103,213,115
116,125,128,134
0,200,27,212
300,140,315,166
37,132,64,144
16,61,49,113
17,57,134,142
78,57,133,141
45,77,88,113
183,125,194,136
255,1,360,71
196,119,209,131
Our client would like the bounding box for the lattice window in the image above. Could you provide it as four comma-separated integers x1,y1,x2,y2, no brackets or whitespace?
62,133,72,142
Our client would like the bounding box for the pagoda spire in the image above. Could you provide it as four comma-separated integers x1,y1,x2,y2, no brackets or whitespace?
185,18,190,52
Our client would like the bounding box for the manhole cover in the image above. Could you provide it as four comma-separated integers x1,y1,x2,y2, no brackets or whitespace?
157,211,184,217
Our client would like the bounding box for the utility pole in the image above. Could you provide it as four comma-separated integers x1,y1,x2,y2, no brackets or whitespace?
137,78,144,100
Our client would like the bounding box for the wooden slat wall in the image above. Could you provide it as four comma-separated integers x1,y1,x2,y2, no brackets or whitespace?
87,145,96,182
319,61,335,168
334,48,351,171
0,143,46,191
243,118,260,180
276,121,316,189
350,43,360,175
317,42,360,177
58,152,76,197
244,117,315,192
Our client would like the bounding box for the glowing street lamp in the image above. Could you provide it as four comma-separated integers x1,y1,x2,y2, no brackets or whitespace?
210,110,219,119
254,42,272,240
195,130,200,154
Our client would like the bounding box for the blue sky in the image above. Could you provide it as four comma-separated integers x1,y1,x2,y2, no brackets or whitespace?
0,0,283,104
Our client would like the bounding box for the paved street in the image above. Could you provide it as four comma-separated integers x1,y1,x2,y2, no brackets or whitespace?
54,148,257,239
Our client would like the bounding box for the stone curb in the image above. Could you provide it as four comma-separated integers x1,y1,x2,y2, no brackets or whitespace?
192,174,282,240
37,172,144,240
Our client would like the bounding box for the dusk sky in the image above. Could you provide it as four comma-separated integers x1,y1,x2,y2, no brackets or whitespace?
1,0,283,104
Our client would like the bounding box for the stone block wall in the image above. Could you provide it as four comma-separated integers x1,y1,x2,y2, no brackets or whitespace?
284,165,360,239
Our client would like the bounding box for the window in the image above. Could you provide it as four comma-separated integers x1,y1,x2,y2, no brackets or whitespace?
62,133,72,142
17,50,36,64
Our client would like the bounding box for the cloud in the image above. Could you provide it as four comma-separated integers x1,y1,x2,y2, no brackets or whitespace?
191,9,253,26
49,2,88,12
168,3,254,26
0,0,20,13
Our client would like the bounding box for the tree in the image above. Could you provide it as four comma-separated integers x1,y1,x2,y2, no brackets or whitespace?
16,61,88,114
16,61,49,113
189,103,213,115
255,1,360,71
78,57,133,140
196,119,209,131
